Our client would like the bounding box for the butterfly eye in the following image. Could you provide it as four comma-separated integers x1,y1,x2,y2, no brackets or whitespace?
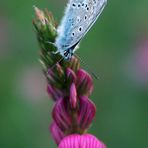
64,51,68,57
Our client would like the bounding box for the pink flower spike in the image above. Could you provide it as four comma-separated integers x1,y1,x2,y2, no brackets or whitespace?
50,122,65,145
52,99,72,131
70,83,77,109
78,96,96,129
47,84,63,101
59,134,106,148
66,68,77,83
76,69,93,96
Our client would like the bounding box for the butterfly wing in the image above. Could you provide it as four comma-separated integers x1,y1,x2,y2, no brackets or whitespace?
56,0,107,49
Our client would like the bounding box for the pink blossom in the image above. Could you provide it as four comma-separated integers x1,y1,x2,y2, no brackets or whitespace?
59,134,106,148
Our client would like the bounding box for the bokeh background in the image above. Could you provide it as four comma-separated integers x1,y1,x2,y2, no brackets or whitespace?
0,0,148,147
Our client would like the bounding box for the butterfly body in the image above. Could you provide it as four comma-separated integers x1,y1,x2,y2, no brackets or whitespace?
55,0,107,60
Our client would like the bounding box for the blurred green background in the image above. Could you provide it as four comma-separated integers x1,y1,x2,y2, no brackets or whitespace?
0,0,148,147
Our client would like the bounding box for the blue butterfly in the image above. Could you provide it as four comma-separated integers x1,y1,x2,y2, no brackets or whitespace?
55,0,107,60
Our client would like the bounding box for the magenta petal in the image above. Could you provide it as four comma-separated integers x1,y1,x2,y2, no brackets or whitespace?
52,99,72,131
47,68,54,76
81,134,106,148
47,84,63,101
50,122,65,145
47,69,55,81
70,83,77,109
76,69,93,96
66,68,77,83
59,134,106,148
77,96,96,129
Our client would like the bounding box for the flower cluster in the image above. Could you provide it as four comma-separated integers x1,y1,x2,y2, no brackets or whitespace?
49,68,96,144
33,6,106,148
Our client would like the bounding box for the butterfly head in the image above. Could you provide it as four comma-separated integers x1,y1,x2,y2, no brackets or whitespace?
56,41,79,61
63,48,74,60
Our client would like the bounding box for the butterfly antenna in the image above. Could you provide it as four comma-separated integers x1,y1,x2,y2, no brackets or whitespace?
75,54,100,80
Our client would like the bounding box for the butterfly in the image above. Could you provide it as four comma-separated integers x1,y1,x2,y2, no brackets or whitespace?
55,0,107,60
